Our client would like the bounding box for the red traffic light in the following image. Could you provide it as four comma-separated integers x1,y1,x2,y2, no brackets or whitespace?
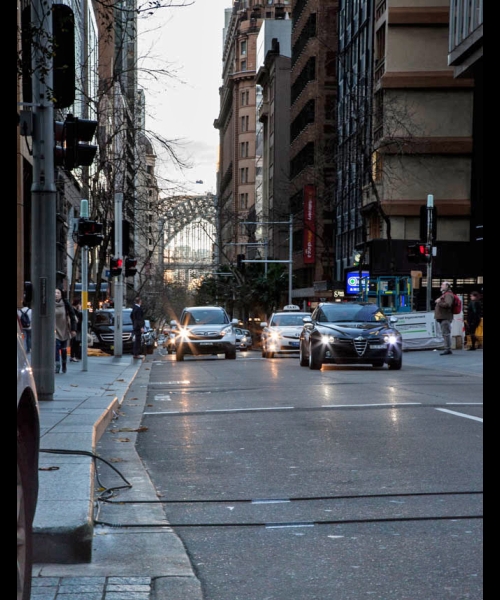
110,257,123,277
77,218,103,247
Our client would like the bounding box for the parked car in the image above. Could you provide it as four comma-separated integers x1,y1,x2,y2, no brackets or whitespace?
163,325,178,355
171,306,238,361
260,304,312,358
90,308,134,354
141,320,156,355
299,302,403,370
242,328,254,350
234,327,249,351
17,315,40,600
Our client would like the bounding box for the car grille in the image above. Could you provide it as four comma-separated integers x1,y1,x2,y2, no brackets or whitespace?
189,330,223,340
353,338,368,355
100,333,133,342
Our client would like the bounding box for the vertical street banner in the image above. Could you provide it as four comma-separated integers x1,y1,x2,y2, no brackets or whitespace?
303,184,316,264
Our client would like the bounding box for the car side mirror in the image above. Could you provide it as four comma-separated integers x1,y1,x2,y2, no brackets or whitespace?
170,319,177,327
231,318,239,325
389,316,398,324
303,316,312,324
260,322,268,328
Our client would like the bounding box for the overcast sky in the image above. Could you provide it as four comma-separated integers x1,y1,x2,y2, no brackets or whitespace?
138,0,232,197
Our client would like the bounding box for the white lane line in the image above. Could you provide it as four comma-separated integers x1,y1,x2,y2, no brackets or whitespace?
322,403,422,408
435,408,483,422
252,499,291,504
206,407,294,412
265,523,314,529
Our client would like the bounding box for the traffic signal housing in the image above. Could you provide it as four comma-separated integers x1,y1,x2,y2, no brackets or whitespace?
110,257,123,277
77,218,104,248
407,243,430,264
125,257,138,277
55,113,98,171
236,254,245,270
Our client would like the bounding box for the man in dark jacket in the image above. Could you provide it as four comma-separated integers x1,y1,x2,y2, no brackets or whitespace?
434,281,454,355
466,291,482,351
131,296,145,358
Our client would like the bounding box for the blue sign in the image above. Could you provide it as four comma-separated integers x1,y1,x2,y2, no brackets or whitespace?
346,270,370,295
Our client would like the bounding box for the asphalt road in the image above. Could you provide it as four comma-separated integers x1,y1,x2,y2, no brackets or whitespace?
136,347,483,600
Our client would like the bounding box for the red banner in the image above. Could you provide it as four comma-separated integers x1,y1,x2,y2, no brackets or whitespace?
303,184,316,264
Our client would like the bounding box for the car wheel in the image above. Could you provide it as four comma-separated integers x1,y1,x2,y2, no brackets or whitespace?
388,355,402,370
308,341,322,370
175,347,184,361
299,342,308,367
17,434,34,600
225,349,237,359
372,361,384,368
146,344,154,355
261,346,268,358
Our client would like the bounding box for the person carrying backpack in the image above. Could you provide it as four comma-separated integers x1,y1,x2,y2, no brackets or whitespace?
434,281,454,355
18,302,32,354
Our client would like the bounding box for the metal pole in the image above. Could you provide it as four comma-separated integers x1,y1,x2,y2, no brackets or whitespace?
114,192,123,356
426,194,434,312
31,0,56,401
80,200,89,371
289,214,293,305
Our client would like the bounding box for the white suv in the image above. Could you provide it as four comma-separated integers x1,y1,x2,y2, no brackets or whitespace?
172,306,239,361
260,304,311,358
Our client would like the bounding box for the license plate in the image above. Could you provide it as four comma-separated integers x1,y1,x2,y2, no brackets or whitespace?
289,341,299,347
199,342,214,346
370,344,386,349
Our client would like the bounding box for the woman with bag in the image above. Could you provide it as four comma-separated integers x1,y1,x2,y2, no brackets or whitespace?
70,298,83,361
55,288,76,373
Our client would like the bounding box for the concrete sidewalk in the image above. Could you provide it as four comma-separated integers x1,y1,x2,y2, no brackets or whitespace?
32,351,203,600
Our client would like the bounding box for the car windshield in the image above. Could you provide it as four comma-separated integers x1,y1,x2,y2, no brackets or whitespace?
183,309,229,326
94,310,133,326
270,314,308,326
319,304,387,323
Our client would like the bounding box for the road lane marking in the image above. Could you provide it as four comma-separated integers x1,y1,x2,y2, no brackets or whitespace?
435,408,483,422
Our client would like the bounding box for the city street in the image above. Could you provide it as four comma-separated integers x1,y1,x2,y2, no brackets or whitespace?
133,347,483,600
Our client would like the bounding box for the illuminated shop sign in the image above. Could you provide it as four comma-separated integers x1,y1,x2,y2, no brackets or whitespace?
346,270,370,295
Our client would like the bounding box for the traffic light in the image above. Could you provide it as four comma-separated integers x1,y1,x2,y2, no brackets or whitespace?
110,257,123,277
77,218,104,248
419,205,437,242
65,114,98,170
407,243,430,264
236,254,245,270
125,257,138,277
54,114,98,171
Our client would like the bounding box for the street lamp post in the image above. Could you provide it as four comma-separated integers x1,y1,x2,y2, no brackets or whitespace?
239,215,293,305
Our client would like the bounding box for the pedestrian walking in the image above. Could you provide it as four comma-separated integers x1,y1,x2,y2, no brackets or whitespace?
70,298,83,361
434,281,454,355
18,301,32,353
55,288,77,373
466,291,482,351
131,296,145,359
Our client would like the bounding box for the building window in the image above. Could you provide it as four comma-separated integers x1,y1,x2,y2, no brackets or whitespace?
241,60,247,71
240,193,248,209
240,167,249,183
240,141,249,158
246,90,250,105
241,40,247,56
241,91,246,106
241,115,250,132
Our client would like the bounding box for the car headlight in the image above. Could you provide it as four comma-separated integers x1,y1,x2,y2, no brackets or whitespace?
322,334,337,344
270,331,281,341
384,334,398,344
179,328,190,340
221,326,233,337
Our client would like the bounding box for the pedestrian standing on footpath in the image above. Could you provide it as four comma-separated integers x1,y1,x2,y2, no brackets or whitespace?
131,295,145,359
18,301,32,354
70,298,83,361
434,281,454,355
55,288,77,373
466,291,482,351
